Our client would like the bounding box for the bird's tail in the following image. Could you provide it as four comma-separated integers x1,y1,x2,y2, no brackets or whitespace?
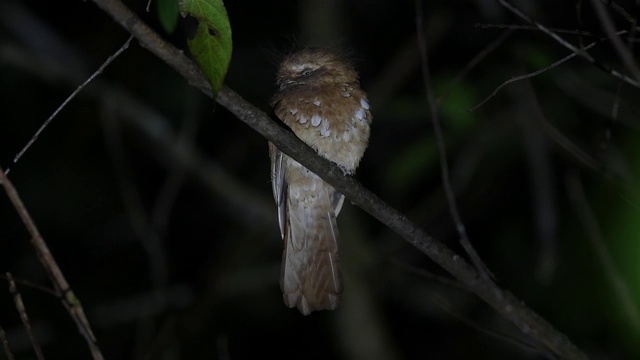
280,179,343,315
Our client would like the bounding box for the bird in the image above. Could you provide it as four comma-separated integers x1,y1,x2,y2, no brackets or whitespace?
269,48,372,315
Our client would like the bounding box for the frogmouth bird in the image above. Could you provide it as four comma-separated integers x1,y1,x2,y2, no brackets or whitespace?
269,48,372,315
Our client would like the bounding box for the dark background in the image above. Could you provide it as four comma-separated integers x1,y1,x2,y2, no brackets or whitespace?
1,0,639,359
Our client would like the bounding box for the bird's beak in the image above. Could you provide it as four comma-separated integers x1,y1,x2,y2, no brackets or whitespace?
278,78,297,90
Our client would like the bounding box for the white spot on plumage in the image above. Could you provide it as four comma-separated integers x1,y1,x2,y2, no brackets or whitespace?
313,98,321,106
290,108,299,115
360,98,370,109
311,114,322,127
320,120,331,136
299,114,308,124
355,108,365,121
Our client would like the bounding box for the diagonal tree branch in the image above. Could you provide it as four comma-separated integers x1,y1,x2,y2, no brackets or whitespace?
88,0,588,358
6,272,45,360
0,167,104,360
497,0,640,89
590,0,640,81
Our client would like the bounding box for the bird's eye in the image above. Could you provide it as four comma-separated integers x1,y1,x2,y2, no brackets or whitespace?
301,69,314,76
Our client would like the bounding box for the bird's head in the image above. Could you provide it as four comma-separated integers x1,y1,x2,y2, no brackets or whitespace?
276,48,358,90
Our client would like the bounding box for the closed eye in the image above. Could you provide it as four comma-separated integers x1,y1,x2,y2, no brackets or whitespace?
301,68,314,76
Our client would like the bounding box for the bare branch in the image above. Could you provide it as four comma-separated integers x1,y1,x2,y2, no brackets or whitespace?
589,0,640,81
476,23,596,37
470,41,595,111
0,169,104,360
6,36,132,175
101,97,168,288
415,0,494,282
470,30,628,111
433,297,546,355
0,323,15,360
6,272,45,360
498,0,640,89
438,29,513,106
598,0,640,31
0,274,58,297
539,120,603,173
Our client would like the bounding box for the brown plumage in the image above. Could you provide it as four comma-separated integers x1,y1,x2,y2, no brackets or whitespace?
269,48,372,315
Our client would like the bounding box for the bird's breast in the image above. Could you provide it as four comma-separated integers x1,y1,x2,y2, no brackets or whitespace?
275,84,372,173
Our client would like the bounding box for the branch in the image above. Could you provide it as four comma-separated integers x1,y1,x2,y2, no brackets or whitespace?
498,0,640,89
0,322,14,360
415,0,494,284
471,21,633,111
590,0,640,81
6,36,132,175
0,168,104,360
470,37,600,111
6,273,45,360
89,0,588,358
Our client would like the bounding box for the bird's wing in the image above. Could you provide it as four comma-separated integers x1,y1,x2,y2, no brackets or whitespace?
269,142,287,238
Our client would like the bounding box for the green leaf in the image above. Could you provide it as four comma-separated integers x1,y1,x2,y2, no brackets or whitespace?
179,0,232,96
158,0,180,34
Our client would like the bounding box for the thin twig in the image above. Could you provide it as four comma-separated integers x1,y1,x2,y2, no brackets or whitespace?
437,29,513,106
433,297,546,355
589,0,640,81
478,21,640,42
392,260,467,291
100,91,168,358
89,0,590,358
470,35,606,111
498,0,640,89
539,120,603,173
0,323,15,360
0,169,104,360
476,23,596,37
515,81,559,283
151,92,203,239
101,95,168,289
610,82,622,123
0,274,58,297
565,171,640,334
576,0,587,50
606,1,638,147
416,0,495,282
600,0,640,29
6,272,45,360
5,35,133,176
478,22,640,43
